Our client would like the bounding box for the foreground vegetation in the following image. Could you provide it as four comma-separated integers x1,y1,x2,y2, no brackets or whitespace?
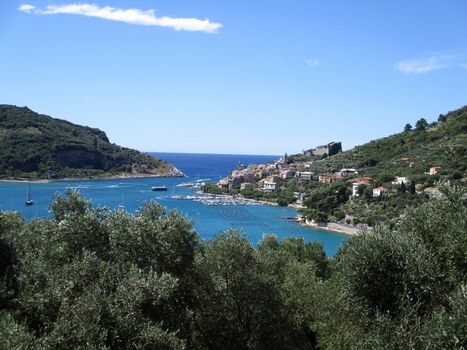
0,105,179,179
1,184,465,349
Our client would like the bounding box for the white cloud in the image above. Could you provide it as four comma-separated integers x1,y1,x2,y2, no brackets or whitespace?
18,4,35,13
18,3,222,33
394,56,444,74
394,55,467,74
306,59,320,67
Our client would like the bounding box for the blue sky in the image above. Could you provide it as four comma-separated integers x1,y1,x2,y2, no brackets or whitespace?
1,0,466,155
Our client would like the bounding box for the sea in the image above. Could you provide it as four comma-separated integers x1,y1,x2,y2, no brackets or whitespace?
0,152,347,255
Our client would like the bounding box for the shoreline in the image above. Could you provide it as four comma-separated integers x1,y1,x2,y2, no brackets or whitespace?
0,172,185,184
200,192,359,236
297,220,369,236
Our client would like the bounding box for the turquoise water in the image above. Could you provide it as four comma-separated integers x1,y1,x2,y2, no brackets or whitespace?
0,153,347,255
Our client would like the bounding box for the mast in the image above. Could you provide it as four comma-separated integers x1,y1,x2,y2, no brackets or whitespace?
25,183,34,205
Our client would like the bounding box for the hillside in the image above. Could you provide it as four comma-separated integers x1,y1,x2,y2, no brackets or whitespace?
307,106,467,178
202,105,466,227
297,106,467,226
0,105,183,180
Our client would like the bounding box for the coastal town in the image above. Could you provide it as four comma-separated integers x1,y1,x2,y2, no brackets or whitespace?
201,135,455,234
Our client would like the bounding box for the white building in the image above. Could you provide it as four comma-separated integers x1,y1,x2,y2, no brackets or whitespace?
392,176,411,185
339,168,358,176
352,182,362,197
295,171,314,181
263,181,280,192
373,187,389,197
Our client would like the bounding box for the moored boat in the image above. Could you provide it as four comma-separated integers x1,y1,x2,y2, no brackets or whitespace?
176,182,195,187
25,184,34,205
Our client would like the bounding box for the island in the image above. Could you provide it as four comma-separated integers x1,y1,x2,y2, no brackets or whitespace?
0,105,184,180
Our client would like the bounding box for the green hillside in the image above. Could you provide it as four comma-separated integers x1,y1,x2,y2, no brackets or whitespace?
309,106,467,178
297,106,466,226
0,105,182,180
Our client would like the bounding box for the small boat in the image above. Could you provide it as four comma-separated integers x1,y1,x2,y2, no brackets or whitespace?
176,182,195,187
151,186,168,191
25,184,34,206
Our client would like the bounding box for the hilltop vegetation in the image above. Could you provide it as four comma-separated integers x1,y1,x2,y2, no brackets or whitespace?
297,106,467,226
0,186,465,349
307,106,467,178
0,105,181,180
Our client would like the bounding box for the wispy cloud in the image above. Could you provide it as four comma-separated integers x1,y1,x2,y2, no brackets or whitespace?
306,59,320,67
18,3,223,33
394,55,466,74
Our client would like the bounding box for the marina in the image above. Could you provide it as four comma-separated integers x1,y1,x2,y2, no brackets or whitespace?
171,194,267,206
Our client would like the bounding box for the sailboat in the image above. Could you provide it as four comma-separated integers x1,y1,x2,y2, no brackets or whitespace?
118,193,125,209
25,184,34,206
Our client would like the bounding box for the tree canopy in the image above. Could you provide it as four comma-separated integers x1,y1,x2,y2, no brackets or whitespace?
0,185,465,349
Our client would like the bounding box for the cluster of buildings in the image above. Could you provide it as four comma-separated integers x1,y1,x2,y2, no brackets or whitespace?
352,169,441,199
217,156,304,194
214,145,444,204
216,142,345,195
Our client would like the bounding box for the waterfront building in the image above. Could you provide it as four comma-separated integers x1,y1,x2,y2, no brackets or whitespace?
263,181,280,192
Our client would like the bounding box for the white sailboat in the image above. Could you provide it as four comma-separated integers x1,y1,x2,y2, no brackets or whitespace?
25,184,34,206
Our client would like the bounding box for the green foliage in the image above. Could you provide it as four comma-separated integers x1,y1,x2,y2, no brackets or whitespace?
308,106,467,179
0,186,464,349
337,229,443,318
415,118,428,131
0,105,175,179
316,183,467,349
0,191,197,349
276,192,296,206
420,285,467,350
299,106,466,227
378,172,394,182
303,182,351,217
202,183,230,194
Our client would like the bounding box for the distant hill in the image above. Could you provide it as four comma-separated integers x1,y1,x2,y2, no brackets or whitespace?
0,105,183,180
308,106,467,178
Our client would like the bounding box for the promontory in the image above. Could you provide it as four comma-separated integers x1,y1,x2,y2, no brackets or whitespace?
0,105,183,180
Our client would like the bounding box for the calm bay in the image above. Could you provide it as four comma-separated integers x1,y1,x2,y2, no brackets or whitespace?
0,152,347,255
